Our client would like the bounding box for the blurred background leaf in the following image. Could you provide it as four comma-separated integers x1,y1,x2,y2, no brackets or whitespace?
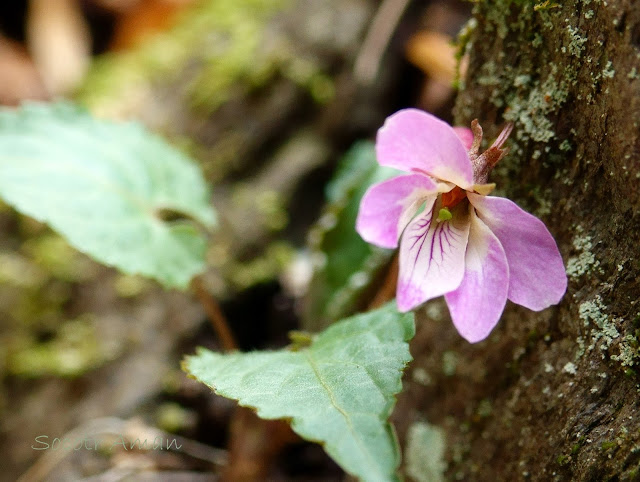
0,102,216,289
303,141,398,331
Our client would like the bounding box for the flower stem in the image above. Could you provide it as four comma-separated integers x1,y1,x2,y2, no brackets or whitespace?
191,276,238,352
353,0,411,84
368,254,399,309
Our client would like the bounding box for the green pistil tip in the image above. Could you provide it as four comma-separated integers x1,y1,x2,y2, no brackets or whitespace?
438,207,453,222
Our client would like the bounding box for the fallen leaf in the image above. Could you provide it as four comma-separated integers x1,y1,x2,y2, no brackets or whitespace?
405,31,456,84
27,0,92,95
110,0,195,51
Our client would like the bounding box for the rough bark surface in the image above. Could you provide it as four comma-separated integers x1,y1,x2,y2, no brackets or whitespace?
395,1,640,480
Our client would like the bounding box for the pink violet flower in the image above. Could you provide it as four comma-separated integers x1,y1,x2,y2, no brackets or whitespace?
356,108,567,343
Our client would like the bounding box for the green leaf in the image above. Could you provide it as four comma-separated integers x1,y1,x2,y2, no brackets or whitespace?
304,141,400,330
184,303,414,482
0,102,216,289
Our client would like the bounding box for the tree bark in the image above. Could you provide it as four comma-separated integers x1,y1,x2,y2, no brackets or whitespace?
395,1,640,480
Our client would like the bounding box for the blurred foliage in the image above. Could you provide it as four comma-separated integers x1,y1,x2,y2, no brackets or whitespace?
225,241,294,289
0,102,216,289
303,141,399,331
0,212,95,327
0,207,132,379
76,0,336,117
155,401,197,433
0,100,216,390
6,316,114,378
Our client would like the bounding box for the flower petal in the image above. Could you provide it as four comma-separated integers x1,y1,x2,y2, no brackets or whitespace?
397,202,470,312
445,208,509,343
453,126,474,150
376,109,474,188
468,194,567,310
356,174,438,248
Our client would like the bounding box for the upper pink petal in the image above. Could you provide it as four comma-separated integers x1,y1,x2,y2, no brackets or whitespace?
376,109,474,188
445,208,509,343
396,203,470,312
453,127,474,151
468,194,567,310
356,174,438,249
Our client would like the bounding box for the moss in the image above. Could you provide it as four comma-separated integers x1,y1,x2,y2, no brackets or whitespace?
412,367,433,386
18,232,98,283
534,1,560,11
530,186,553,216
453,17,478,91
225,241,294,290
571,436,586,454
282,58,335,104
625,467,639,481
442,351,459,376
155,402,195,433
0,220,96,335
113,274,149,298
287,331,313,350
406,422,447,482
0,252,47,289
476,399,493,418
77,0,296,117
6,317,111,378
254,190,289,232
527,328,540,348
230,184,289,232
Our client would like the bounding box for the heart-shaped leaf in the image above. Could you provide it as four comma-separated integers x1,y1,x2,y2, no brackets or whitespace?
184,302,414,481
0,102,216,289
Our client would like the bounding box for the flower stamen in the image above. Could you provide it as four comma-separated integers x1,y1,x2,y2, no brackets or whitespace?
437,207,453,222
471,122,514,184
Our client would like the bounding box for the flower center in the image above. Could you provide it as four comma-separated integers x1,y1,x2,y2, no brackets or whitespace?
440,186,467,209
